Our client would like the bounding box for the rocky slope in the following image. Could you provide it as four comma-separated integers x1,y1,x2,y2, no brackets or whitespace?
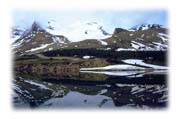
13,22,70,54
104,24,168,51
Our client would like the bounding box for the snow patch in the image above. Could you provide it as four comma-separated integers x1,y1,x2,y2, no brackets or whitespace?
122,59,168,70
158,33,168,38
116,48,135,51
131,41,154,51
83,56,91,59
106,48,111,50
129,34,133,36
25,43,53,52
13,38,25,48
152,42,168,50
98,40,108,45
98,89,108,95
52,36,66,44
141,34,144,38
48,48,53,51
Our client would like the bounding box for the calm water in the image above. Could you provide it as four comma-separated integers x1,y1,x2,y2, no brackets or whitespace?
13,70,168,109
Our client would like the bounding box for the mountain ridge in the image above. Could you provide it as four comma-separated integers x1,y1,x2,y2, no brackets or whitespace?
12,22,168,55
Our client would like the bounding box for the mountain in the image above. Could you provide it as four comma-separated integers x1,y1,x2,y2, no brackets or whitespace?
12,21,111,54
58,24,168,51
12,22,168,55
103,24,168,51
13,22,70,54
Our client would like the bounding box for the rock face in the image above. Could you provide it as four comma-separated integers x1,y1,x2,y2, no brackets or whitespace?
113,28,128,34
31,22,43,31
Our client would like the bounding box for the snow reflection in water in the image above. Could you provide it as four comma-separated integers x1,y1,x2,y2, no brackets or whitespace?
13,71,168,109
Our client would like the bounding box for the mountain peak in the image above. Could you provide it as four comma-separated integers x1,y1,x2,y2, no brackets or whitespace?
31,21,44,31
130,24,163,31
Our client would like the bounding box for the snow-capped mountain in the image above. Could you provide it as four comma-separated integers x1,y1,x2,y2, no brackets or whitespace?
11,20,38,43
46,21,111,42
12,21,168,55
13,22,70,54
61,24,168,51
104,25,168,51
13,20,111,42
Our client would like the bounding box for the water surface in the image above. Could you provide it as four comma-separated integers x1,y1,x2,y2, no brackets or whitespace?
13,70,168,109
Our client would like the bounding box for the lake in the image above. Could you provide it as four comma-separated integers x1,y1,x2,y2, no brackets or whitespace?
12,70,168,109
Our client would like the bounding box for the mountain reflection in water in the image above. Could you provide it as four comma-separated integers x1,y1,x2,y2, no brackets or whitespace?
13,71,168,109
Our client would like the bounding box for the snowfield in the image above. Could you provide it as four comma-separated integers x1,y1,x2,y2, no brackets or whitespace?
122,59,168,70
46,21,111,42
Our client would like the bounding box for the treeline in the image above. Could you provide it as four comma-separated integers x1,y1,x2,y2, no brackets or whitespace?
42,48,167,61
15,48,167,62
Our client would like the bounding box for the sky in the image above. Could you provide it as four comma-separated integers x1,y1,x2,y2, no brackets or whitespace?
12,9,167,33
